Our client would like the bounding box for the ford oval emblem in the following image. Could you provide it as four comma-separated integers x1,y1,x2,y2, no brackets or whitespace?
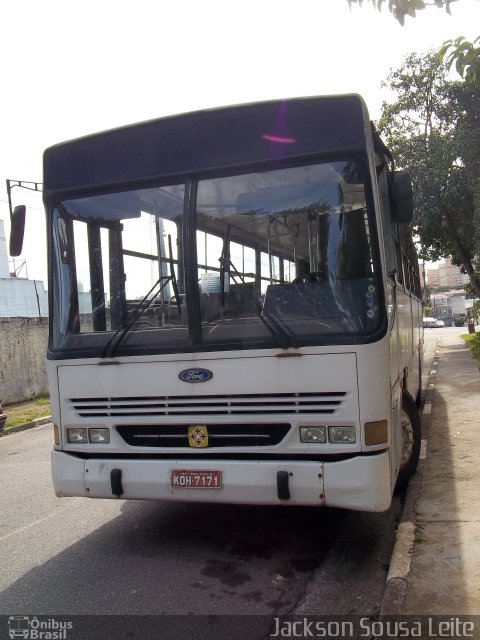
179,368,213,383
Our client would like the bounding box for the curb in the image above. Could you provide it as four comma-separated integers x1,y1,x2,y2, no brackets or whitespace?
0,415,52,436
380,340,439,616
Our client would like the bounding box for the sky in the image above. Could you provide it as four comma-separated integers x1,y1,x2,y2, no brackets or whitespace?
1,0,480,284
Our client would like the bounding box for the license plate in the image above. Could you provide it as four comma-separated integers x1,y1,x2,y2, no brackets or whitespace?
171,469,222,489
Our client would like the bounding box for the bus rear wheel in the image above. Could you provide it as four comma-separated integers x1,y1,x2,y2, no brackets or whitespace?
395,391,421,492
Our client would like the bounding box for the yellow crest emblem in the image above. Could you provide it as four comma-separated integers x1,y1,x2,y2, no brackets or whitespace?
188,425,209,448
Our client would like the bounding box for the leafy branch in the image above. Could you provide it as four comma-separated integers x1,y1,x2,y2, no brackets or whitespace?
440,36,480,89
347,0,459,25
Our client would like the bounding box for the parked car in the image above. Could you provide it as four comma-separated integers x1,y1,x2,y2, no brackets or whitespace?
0,401,7,431
435,320,445,328
423,317,438,328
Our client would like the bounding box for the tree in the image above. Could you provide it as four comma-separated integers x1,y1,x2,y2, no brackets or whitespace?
378,51,480,298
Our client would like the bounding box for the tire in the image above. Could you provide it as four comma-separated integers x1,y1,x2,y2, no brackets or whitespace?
395,390,421,492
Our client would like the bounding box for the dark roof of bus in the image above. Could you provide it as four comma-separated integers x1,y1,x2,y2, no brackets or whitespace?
43,94,371,202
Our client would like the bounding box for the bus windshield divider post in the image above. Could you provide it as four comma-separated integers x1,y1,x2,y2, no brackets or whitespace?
167,234,181,316
219,225,231,307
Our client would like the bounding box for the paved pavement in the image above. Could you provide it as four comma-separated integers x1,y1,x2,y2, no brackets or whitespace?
382,329,480,616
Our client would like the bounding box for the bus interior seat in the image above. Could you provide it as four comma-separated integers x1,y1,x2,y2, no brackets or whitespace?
263,282,331,318
200,282,256,323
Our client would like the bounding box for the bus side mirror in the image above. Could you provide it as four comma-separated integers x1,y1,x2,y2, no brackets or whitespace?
9,205,26,256
391,171,413,223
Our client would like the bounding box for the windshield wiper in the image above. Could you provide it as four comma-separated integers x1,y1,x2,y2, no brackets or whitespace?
101,276,171,358
218,232,297,350
101,235,181,359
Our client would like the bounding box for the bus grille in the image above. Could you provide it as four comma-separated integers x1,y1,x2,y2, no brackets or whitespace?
116,424,291,447
70,392,347,417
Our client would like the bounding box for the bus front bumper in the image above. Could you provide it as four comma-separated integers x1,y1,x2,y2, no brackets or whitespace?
51,450,392,512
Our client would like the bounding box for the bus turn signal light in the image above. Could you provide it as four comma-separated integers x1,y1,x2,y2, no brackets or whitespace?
365,420,388,445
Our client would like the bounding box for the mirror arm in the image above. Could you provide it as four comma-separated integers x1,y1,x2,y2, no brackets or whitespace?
6,179,43,218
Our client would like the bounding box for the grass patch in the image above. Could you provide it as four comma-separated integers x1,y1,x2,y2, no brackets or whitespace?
3,398,51,428
414,530,425,544
462,332,480,360
35,398,50,406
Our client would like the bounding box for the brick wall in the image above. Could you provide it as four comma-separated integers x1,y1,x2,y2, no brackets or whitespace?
0,317,49,404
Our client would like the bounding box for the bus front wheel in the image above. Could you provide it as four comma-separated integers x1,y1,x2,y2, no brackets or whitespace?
395,391,421,492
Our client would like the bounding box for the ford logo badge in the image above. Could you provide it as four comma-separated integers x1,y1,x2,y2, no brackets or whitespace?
179,368,213,383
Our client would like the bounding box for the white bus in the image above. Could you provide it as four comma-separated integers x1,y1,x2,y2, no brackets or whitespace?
13,95,423,511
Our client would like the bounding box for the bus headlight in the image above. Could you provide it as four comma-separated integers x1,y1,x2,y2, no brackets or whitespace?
89,428,110,443
300,426,327,443
328,426,356,444
67,427,88,443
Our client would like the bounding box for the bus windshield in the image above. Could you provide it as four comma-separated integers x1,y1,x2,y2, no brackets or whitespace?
50,159,383,355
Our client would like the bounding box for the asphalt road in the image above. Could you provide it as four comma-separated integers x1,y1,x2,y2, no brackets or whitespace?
0,331,443,637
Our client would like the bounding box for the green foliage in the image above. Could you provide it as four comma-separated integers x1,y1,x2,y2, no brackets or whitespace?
462,332,480,360
378,51,480,298
414,530,426,543
347,0,457,24
465,282,477,298
441,36,480,90
35,389,50,401
431,284,465,292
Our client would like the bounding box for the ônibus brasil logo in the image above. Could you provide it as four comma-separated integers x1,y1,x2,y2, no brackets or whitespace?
8,616,73,640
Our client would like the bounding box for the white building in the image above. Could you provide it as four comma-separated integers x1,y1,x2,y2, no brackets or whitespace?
0,218,49,317
431,290,474,320
0,219,10,279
